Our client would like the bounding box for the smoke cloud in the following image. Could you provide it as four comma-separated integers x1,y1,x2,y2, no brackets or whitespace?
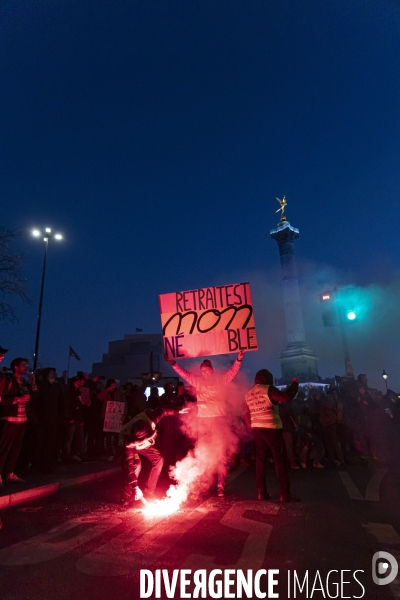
211,261,400,392
166,368,252,503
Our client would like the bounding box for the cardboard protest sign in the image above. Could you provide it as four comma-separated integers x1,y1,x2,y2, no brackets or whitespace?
103,401,125,433
160,282,258,359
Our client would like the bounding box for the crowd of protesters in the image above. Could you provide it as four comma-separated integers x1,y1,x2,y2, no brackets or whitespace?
277,374,400,472
0,343,399,507
0,347,159,486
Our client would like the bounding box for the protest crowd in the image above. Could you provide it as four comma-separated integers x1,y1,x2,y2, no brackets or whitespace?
0,344,399,507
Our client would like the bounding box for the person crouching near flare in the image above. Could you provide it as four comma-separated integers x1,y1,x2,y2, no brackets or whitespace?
244,369,300,503
118,405,188,508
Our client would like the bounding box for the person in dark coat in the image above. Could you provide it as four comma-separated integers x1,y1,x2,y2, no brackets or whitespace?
147,387,161,410
84,377,103,460
279,401,300,469
158,382,182,479
124,377,149,419
32,367,64,473
62,375,86,461
174,382,198,460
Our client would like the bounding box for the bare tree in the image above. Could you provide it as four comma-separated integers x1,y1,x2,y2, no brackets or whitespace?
0,227,31,321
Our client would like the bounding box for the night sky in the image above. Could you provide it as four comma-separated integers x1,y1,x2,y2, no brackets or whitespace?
1,0,399,390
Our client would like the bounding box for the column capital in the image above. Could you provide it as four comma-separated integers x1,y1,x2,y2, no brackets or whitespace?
270,221,299,244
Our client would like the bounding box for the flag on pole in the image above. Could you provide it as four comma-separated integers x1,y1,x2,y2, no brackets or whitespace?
136,328,143,332
69,346,81,361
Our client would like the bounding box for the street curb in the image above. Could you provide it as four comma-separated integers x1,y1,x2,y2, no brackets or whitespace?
0,466,120,509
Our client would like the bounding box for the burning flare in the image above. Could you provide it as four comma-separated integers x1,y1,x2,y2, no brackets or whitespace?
142,483,184,517
142,386,244,518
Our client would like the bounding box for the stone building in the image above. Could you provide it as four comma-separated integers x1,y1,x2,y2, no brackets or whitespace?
91,333,234,384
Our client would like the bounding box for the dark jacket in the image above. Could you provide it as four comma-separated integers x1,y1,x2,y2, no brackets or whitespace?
268,381,299,404
126,383,147,417
35,380,64,424
279,402,298,433
64,388,85,423
147,393,161,410
119,407,180,446
0,375,37,419
160,391,179,408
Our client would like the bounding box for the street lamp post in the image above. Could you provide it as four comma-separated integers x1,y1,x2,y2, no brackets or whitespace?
382,369,388,391
32,228,63,371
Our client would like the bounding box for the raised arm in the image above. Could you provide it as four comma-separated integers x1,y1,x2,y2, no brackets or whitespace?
268,379,299,404
164,355,197,386
221,351,245,384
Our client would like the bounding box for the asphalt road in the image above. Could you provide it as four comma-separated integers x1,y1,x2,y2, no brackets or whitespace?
0,461,399,600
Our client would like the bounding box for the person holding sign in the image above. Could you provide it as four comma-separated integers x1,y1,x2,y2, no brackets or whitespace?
118,405,189,507
165,350,245,497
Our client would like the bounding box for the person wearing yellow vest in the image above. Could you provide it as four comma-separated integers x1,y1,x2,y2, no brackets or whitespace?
245,369,299,503
118,406,188,507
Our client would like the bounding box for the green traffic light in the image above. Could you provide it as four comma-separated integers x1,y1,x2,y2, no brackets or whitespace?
347,311,356,321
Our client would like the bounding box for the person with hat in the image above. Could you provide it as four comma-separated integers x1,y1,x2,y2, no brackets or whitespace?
118,404,189,507
165,351,245,497
244,369,299,502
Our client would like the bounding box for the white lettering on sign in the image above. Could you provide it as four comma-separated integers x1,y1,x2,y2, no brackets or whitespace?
103,400,125,432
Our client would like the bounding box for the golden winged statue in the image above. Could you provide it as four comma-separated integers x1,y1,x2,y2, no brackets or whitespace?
276,196,287,219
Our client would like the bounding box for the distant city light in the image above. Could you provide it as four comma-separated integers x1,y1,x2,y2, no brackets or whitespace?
347,311,356,321
322,294,330,300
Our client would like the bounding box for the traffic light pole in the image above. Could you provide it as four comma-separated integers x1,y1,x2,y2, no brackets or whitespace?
340,322,354,379
320,287,355,379
334,288,354,378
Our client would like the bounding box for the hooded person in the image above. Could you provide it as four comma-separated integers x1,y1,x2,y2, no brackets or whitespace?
244,369,299,502
165,350,245,497
118,405,188,507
